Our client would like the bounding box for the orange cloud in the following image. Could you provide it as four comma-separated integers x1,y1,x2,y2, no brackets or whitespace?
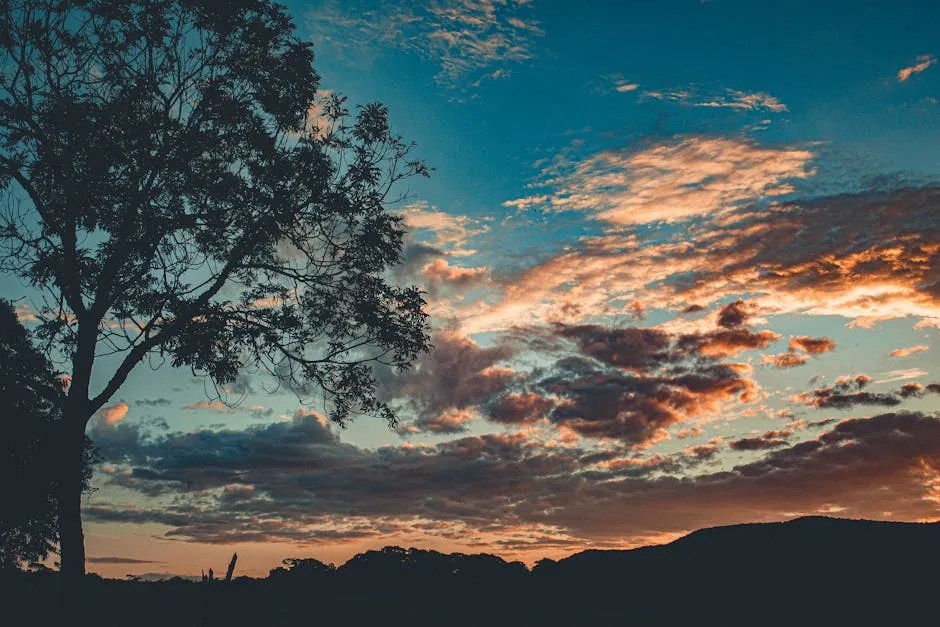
422,258,490,294
898,54,936,82
398,202,489,256
788,336,836,354
504,137,814,225
761,352,809,369
891,345,929,358
95,401,129,426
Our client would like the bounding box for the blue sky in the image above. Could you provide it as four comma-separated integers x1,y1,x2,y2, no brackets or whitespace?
6,0,940,578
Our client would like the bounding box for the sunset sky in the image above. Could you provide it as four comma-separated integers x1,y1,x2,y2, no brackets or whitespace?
8,0,940,578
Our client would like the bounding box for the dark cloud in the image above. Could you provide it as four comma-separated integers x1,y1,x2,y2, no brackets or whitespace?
89,410,940,549
553,324,672,371
393,241,446,284
380,331,517,434
86,556,165,564
539,362,757,447
684,438,723,460
543,411,940,539
717,299,751,329
476,323,765,447
485,392,555,425
728,429,793,451
899,382,925,398
791,375,927,409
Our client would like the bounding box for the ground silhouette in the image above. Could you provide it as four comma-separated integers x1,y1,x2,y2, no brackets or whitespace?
2,515,937,625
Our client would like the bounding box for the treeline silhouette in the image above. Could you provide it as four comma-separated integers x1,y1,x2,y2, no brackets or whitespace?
3,516,938,626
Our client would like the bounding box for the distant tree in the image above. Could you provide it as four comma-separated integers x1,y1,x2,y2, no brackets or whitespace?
0,300,95,570
0,0,431,613
268,557,336,581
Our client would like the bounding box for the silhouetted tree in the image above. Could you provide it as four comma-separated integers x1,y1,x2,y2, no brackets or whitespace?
0,300,95,570
267,557,335,582
0,0,431,613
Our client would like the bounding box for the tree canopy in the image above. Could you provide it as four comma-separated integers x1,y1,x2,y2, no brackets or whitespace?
0,0,431,424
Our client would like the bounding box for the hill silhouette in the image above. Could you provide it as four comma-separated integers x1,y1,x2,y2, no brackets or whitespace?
3,516,937,625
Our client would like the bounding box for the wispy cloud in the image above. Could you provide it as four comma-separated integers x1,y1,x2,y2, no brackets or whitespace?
504,136,814,225
897,54,936,82
183,400,273,418
642,86,787,112
874,369,927,384
309,0,542,88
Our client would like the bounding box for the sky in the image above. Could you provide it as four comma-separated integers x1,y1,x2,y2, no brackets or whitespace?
10,0,940,578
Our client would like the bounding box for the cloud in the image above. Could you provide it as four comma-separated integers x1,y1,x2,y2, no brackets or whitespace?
88,410,940,556
134,398,172,407
716,299,752,328
86,557,165,565
728,429,793,451
676,328,781,358
397,407,478,435
538,359,758,447
183,400,232,413
504,136,814,225
761,352,809,369
381,330,517,434
875,369,927,384
891,345,929,358
95,401,129,426
398,202,489,256
684,438,723,460
13,302,38,322
182,400,272,418
309,0,542,88
761,335,836,369
472,321,764,446
789,375,934,409
480,183,940,334
552,324,673,371
485,392,555,425
613,78,640,93
378,316,766,443
898,54,936,82
674,427,704,439
788,336,836,355
422,258,490,295
642,87,787,112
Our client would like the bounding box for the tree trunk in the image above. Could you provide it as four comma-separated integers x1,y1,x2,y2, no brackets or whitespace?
57,421,87,618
